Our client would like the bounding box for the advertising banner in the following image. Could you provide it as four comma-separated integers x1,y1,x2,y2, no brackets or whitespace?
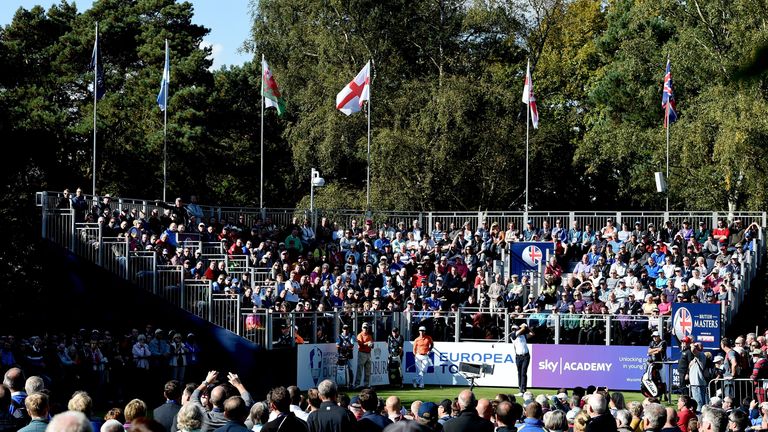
510,242,553,277
297,342,390,390
402,342,531,387
671,303,721,351
532,345,652,391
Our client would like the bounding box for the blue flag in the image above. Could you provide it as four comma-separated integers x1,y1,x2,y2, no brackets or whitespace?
662,58,677,127
90,26,105,100
157,40,170,111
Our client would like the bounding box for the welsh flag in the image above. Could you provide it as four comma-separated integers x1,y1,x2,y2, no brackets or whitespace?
262,56,285,116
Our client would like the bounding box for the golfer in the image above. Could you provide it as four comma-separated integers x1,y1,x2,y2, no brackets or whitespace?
413,325,434,389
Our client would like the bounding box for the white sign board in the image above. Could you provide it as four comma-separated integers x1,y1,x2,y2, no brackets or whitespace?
297,342,390,390
401,341,532,388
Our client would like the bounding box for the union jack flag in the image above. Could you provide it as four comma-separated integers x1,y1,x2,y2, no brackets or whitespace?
662,58,677,128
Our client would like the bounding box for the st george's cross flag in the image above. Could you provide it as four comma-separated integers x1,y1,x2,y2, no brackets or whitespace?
336,61,370,116
522,60,539,129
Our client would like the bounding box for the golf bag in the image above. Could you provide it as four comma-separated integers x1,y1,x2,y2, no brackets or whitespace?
640,362,666,398
388,355,402,386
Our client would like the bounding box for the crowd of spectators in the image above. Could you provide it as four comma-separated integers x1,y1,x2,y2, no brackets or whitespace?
57,192,762,346
5,363,765,432
0,326,202,413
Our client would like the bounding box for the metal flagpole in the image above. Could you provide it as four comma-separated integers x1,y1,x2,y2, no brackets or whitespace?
260,54,265,210
366,61,371,210
525,69,530,212
666,105,670,213
92,22,98,195
163,39,168,203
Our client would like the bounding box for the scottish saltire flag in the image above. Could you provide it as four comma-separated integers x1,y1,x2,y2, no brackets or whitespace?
157,40,170,111
90,26,105,100
662,58,677,128
522,60,539,129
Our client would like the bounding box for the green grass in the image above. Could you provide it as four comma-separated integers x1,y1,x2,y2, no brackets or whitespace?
344,386,667,407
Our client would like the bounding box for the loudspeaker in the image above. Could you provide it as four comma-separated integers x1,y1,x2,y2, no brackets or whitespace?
655,172,667,193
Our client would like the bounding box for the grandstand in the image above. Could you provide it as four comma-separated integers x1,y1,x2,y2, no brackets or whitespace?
37,191,766,393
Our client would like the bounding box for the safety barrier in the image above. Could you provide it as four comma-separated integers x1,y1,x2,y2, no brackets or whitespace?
707,378,768,402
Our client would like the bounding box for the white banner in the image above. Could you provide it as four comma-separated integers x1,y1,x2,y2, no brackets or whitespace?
401,342,532,387
297,342,390,390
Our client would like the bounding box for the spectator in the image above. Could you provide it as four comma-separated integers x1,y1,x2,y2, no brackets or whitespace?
643,403,667,432
662,407,680,432
214,396,250,432
123,399,147,431
585,393,617,432
306,380,355,432
615,409,633,432
699,407,726,432
357,389,391,431
261,386,307,432
153,380,182,432
176,403,205,432
69,392,103,432
287,386,309,422
443,389,493,432
100,419,124,432
246,402,268,431
48,411,94,432
18,392,48,432
191,371,253,432
416,402,438,430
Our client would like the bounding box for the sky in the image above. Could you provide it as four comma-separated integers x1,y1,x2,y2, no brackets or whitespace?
0,0,254,69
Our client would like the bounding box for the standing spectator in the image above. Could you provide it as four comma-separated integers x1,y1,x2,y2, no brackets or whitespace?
192,371,254,432
47,411,92,432
71,188,89,222
443,390,493,432
585,393,617,432
751,349,768,403
18,392,48,432
287,386,309,422
0,385,20,432
357,389,391,431
186,195,204,223
214,396,250,432
689,344,708,410
177,403,205,432
68,392,103,432
3,367,27,421
169,333,188,382
412,326,433,389
354,323,373,389
306,380,356,432
662,407,680,432
677,396,694,432
699,407,726,432
261,387,308,432
153,380,181,432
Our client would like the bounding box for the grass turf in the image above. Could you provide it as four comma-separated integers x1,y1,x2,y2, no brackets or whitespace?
343,385,663,406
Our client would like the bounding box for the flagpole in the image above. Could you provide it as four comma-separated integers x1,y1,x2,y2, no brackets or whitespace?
525,62,530,212
666,105,670,213
260,54,265,210
163,39,168,203
92,22,98,196
366,61,371,211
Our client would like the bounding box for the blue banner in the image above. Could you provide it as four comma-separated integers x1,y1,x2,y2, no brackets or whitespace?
671,303,720,351
509,242,553,277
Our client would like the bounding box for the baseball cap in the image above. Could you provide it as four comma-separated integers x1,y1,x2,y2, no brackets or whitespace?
682,336,693,344
349,397,362,408
342,324,349,329
557,392,568,400
752,349,763,357
566,408,582,423
651,331,660,337
362,322,370,328
419,402,438,421
418,326,426,331
713,355,724,363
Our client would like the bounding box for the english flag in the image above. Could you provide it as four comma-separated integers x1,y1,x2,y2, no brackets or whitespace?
336,61,370,116
522,60,539,129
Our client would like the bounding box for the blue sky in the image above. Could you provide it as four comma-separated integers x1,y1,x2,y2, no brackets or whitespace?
0,0,253,69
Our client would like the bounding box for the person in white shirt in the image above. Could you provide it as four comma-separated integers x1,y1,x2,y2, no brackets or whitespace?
512,324,532,396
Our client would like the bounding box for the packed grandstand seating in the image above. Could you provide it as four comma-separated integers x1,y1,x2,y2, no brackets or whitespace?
44,190,763,347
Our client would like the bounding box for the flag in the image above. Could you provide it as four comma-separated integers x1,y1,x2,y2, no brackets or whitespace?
336,61,370,116
662,57,677,128
522,60,539,129
157,40,170,111
262,56,286,116
90,27,105,100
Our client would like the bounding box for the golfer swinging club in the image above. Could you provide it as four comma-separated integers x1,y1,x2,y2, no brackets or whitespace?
413,325,434,389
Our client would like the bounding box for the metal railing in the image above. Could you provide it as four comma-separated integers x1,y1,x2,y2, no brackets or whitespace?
707,378,768,402
36,191,766,349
